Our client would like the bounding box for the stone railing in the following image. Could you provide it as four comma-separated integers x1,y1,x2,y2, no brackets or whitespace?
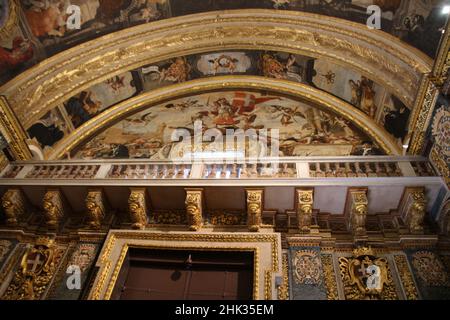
0,156,438,182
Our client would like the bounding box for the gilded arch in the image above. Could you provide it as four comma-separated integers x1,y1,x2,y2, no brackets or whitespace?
49,76,402,159
0,10,432,130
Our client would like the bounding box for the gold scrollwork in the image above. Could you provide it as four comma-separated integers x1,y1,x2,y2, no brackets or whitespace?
394,255,419,300
1,188,26,225
321,254,339,300
2,237,58,300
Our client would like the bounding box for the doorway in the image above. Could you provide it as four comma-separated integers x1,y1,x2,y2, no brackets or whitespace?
111,248,254,300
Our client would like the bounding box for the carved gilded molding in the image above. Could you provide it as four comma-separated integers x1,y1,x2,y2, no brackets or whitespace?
49,77,402,159
0,10,431,129
185,189,203,231
127,188,148,230
394,255,419,300
321,254,339,300
246,189,263,232
296,188,314,233
88,231,281,300
0,96,32,160
431,20,450,87
277,253,289,300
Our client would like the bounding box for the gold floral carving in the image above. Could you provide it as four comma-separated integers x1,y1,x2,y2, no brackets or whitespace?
0,96,32,160
409,80,438,155
277,253,289,300
0,11,431,129
296,188,314,233
42,190,65,228
1,188,26,225
1,237,60,300
321,254,339,300
431,148,450,186
85,189,106,229
185,189,203,231
208,211,246,226
394,255,419,300
128,188,148,230
339,247,397,300
246,189,263,232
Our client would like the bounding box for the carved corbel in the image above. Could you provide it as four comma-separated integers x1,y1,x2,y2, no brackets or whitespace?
346,188,368,237
42,189,65,228
85,189,106,229
246,189,263,232
185,189,203,231
400,187,427,234
296,188,314,233
128,188,148,230
1,188,27,225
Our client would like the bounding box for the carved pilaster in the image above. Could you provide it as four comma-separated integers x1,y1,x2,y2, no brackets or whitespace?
185,189,203,231
85,189,106,229
346,188,368,237
399,187,427,234
42,190,65,228
296,188,314,233
128,188,148,230
0,96,32,160
1,188,26,225
246,189,263,232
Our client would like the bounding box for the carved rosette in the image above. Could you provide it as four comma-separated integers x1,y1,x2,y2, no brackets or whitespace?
42,190,65,228
85,189,106,229
2,237,59,300
348,190,368,237
1,188,26,225
246,189,263,232
296,189,314,233
185,189,203,231
128,188,148,230
401,187,427,234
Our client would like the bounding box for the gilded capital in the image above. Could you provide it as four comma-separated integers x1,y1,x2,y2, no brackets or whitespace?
296,189,314,233
246,189,263,232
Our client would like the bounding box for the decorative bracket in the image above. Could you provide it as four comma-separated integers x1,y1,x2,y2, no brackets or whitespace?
128,188,148,230
296,188,314,233
185,188,203,231
246,189,263,232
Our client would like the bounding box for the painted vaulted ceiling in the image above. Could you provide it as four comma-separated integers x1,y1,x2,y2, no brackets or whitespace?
0,0,448,163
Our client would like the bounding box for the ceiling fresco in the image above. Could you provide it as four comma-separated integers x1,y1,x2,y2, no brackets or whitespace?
0,0,447,85
24,50,407,158
72,90,381,160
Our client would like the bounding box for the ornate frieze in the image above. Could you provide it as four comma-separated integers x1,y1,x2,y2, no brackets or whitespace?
246,189,263,232
42,190,65,228
185,189,203,231
296,188,314,233
85,189,106,229
127,188,148,230
1,188,26,225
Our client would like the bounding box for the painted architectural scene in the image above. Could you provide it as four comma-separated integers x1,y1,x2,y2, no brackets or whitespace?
73,91,378,160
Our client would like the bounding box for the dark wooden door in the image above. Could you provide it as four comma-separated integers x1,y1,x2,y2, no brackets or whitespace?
112,248,254,300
